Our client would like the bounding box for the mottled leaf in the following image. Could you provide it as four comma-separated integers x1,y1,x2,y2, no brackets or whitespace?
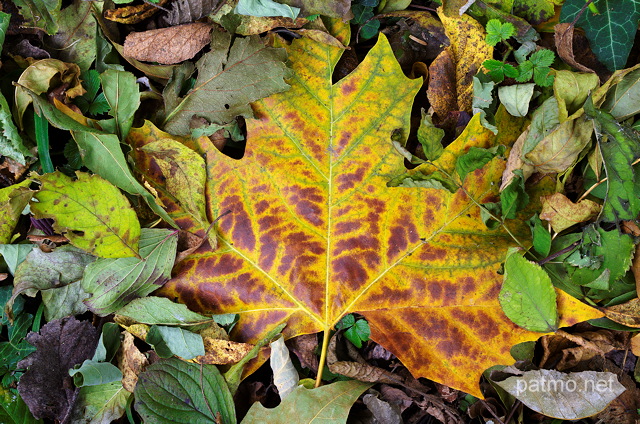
82,228,177,315
134,358,235,424
0,181,31,244
561,0,640,71
540,193,600,233
30,171,140,258
242,380,371,423
162,31,290,136
11,0,61,34
159,28,601,397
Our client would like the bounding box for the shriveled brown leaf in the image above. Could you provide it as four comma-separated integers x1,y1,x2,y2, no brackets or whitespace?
165,0,223,26
554,23,596,74
123,23,212,65
291,29,347,49
540,329,629,371
327,333,401,384
176,230,207,265
118,331,148,393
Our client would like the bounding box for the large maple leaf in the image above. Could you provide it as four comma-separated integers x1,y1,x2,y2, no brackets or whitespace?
151,24,601,396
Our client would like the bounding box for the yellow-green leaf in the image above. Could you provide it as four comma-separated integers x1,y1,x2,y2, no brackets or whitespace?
0,181,31,244
158,28,601,397
30,171,140,258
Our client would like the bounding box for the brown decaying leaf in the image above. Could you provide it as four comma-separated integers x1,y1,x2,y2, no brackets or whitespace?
554,23,595,74
327,333,401,385
123,23,212,65
18,317,99,421
176,230,208,265
286,333,319,372
539,193,600,233
118,331,149,393
165,0,223,26
539,329,626,371
554,23,611,82
428,48,457,117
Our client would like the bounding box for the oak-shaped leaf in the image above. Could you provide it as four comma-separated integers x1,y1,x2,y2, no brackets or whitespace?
18,317,99,421
162,30,290,136
158,24,601,397
82,228,178,316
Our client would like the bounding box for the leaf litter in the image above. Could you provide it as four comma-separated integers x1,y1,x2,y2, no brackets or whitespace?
2,0,640,423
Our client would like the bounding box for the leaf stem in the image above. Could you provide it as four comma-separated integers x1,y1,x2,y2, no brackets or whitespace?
315,325,331,388
536,241,580,266
35,112,54,173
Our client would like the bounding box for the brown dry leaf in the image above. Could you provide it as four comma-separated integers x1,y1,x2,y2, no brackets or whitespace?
104,0,169,24
554,23,595,74
605,298,640,327
0,273,7,282
427,48,457,117
291,29,347,49
539,330,625,371
118,332,148,393
500,128,534,191
193,338,253,365
539,193,600,233
235,16,308,36
327,333,400,385
287,334,319,372
123,23,212,65
176,230,207,265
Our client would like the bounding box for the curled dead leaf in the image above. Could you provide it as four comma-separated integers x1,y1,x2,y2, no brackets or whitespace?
554,23,595,74
327,333,401,385
118,331,148,393
123,23,212,65
539,193,600,233
604,298,640,328
104,0,169,24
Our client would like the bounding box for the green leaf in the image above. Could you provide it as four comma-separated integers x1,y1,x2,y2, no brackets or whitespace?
0,244,33,276
561,0,640,71
134,358,236,424
7,245,95,319
46,0,96,71
522,97,560,155
0,385,42,424
416,110,444,161
516,60,534,82
100,70,140,140
335,314,355,330
69,360,123,387
511,0,556,25
533,67,554,87
242,380,371,423
146,325,205,359
68,381,130,424
584,98,640,222
93,323,121,362
0,286,25,327
351,4,374,24
495,370,625,419
485,19,516,46
40,282,90,321
359,18,381,40
30,171,140,258
163,31,290,136
0,92,31,165
472,74,497,133
500,171,529,220
0,314,36,376
344,319,370,348
0,12,9,54
11,0,61,34
114,296,212,326
529,214,551,258
235,0,300,18
483,59,518,83
600,67,640,120
455,145,505,182
499,249,558,332
529,49,555,67
82,228,177,316
498,83,535,117
23,92,176,227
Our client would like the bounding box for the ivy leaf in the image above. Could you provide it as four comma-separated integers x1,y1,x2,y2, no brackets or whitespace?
158,25,601,397
561,0,640,71
0,385,42,424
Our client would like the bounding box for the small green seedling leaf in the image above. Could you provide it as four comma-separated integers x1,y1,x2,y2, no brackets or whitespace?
485,19,516,47
336,314,370,348
499,249,558,332
483,59,519,83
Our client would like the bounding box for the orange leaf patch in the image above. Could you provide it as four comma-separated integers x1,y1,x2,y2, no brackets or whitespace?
155,28,601,397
